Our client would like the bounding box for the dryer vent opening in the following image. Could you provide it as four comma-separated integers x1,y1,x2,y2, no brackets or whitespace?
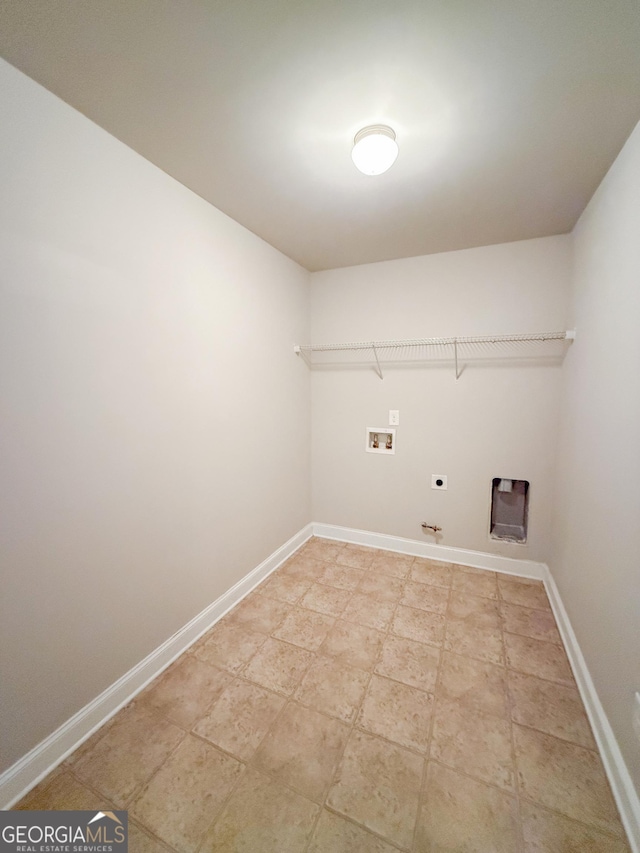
490,478,529,544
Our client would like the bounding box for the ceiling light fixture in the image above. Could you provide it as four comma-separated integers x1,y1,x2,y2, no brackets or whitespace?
351,125,398,176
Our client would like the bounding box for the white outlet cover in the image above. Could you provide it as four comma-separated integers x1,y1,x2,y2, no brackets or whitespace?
633,692,640,744
389,410,399,426
431,474,448,490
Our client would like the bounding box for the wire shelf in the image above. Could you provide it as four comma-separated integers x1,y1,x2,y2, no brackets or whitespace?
294,331,575,379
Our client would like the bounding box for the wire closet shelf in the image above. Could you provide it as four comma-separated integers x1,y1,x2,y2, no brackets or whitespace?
294,330,576,379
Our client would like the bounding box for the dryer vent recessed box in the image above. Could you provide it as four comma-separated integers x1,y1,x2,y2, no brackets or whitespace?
490,478,529,543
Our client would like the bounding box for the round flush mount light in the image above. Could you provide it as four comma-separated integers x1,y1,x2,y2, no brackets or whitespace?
351,125,398,175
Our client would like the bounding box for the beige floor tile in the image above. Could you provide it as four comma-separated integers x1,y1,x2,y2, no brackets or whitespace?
193,620,267,674
437,650,508,718
392,605,446,646
447,590,502,630
514,724,625,836
300,582,351,617
141,655,233,729
336,543,378,569
129,821,175,853
200,768,319,853
410,558,453,588
430,698,515,790
303,537,347,562
401,580,449,614
327,729,423,848
70,703,184,806
13,766,60,807
501,600,562,644
508,670,596,748
455,564,497,575
294,655,370,723
444,619,505,665
375,634,440,693
252,701,350,802
357,674,433,753
342,592,396,631
61,710,121,766
320,619,385,670
320,564,365,591
193,678,285,760
242,637,314,695
272,606,335,651
358,571,405,601
16,770,109,810
26,544,627,853
505,632,574,685
279,552,329,581
131,735,243,853
371,551,414,579
452,568,498,599
521,802,632,853
417,761,519,852
229,593,291,634
308,809,398,853
258,572,312,604
498,576,550,610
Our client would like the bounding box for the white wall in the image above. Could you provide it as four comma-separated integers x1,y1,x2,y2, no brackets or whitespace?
0,59,311,773
310,237,571,562
552,122,640,793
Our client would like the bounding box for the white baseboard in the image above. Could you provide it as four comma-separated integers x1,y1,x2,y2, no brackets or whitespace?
0,524,313,810
312,522,546,580
544,568,640,853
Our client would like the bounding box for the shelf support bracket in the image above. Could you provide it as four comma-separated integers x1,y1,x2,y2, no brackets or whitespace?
454,338,461,380
372,343,384,380
294,344,312,368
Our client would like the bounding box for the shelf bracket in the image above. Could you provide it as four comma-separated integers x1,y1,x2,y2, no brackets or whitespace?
293,344,312,368
372,343,384,380
454,338,461,380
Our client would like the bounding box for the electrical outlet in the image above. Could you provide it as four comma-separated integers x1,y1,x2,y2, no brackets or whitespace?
633,692,640,744
389,410,399,426
431,474,448,490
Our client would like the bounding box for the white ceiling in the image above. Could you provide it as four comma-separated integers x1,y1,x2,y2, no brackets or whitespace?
1,0,639,271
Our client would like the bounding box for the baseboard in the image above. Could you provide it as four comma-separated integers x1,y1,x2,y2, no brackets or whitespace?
544,568,640,853
312,522,546,580
0,523,313,810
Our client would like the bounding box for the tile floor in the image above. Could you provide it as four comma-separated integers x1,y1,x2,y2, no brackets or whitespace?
16,538,632,852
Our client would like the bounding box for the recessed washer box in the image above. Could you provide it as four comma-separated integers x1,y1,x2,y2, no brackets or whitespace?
366,427,395,454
